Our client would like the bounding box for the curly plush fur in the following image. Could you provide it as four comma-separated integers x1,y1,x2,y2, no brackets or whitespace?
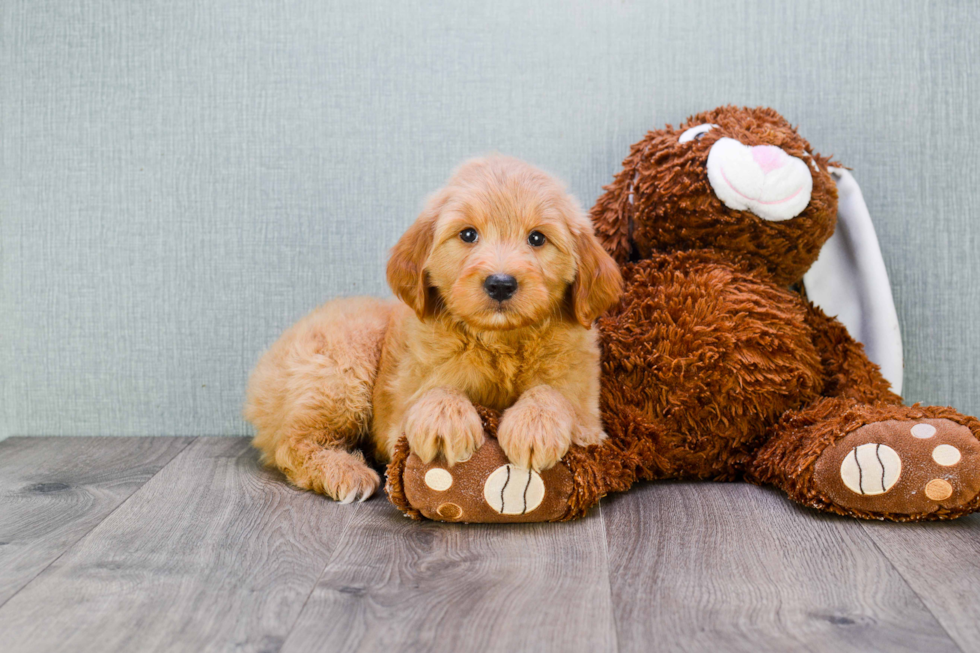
389,106,980,523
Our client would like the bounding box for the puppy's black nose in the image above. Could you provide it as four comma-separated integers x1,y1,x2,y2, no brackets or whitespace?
484,274,518,301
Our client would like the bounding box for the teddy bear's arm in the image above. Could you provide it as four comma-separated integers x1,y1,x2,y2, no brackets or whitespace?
803,301,902,404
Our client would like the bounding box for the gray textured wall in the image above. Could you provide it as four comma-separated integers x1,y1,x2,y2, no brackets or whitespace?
2,0,979,438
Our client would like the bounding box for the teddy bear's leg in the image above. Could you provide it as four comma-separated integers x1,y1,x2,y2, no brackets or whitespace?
747,397,980,520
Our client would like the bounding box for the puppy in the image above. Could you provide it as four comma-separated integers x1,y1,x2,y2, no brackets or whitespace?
244,156,623,502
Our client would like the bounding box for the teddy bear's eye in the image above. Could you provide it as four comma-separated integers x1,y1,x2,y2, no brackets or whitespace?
459,227,479,243
679,124,717,143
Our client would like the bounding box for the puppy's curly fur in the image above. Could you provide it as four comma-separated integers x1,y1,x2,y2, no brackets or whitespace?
245,156,623,501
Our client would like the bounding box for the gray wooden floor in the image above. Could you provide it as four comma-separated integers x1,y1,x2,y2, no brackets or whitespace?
1,437,978,653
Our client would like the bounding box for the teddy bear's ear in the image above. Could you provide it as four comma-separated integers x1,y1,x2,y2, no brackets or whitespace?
803,168,904,395
590,179,634,265
590,141,650,265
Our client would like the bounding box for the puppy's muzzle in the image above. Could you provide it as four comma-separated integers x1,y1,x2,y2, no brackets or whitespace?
484,274,518,302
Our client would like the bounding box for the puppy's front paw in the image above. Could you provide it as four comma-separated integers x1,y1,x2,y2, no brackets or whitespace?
404,388,485,466
498,387,575,471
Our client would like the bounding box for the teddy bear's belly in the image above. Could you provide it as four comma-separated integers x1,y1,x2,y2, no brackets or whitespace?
598,252,826,480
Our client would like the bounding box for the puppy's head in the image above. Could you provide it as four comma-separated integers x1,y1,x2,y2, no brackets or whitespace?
388,156,622,330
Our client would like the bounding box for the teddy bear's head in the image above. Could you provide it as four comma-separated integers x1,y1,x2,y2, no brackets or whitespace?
592,106,840,285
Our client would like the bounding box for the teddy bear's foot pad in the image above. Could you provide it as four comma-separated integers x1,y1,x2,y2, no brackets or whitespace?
402,436,573,523
813,419,980,516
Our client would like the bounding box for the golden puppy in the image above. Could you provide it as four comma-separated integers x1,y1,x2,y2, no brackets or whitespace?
244,156,623,502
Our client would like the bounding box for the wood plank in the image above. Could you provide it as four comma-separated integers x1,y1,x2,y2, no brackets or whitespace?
861,514,980,651
281,497,618,653
0,436,193,606
0,437,359,653
603,482,960,653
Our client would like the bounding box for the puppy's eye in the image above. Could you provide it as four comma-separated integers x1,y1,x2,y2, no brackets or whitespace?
459,227,479,243
527,231,546,247
678,123,717,143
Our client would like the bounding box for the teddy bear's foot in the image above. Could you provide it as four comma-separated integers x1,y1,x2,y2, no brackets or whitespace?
387,405,615,523
393,435,576,523
813,418,980,517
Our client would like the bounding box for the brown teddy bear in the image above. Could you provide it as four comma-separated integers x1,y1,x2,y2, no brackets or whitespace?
387,106,980,523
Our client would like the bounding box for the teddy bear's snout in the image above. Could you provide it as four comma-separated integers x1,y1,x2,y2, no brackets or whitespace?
751,145,789,174
706,137,813,222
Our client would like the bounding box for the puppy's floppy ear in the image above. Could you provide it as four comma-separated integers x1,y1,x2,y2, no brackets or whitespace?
387,189,448,320
572,225,624,328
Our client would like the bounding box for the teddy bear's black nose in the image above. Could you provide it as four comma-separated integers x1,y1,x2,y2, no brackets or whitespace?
484,274,518,301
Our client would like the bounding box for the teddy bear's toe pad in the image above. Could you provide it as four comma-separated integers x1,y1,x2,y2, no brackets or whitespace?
814,419,980,516
402,437,573,523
